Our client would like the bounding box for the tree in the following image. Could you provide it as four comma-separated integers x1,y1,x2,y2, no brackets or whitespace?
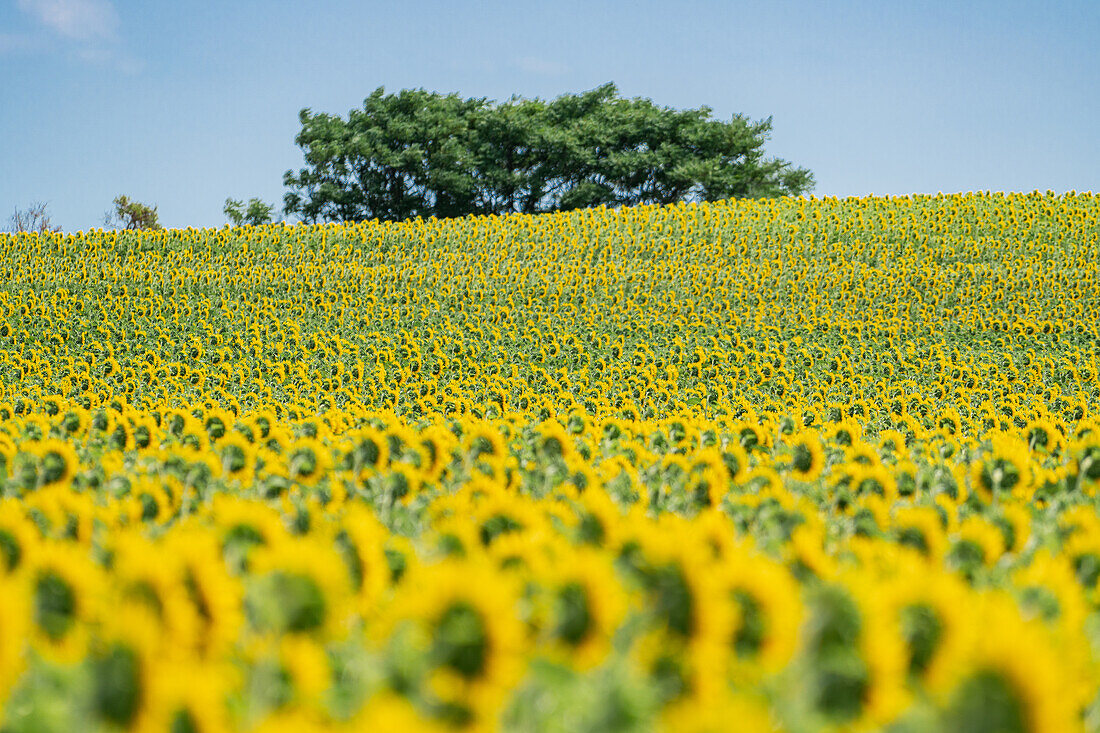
284,83,814,223
224,197,276,226
104,196,162,231
6,202,62,233
283,88,485,223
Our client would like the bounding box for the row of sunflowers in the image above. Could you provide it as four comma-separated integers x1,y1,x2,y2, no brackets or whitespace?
0,191,1098,731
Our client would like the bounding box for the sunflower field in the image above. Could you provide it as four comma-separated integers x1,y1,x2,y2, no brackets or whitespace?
0,191,1098,732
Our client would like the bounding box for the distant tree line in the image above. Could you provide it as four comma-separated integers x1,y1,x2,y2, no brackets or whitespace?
4,85,813,233
283,83,814,223
5,196,163,234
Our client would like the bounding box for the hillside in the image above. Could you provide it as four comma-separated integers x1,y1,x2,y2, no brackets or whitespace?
0,192,1098,731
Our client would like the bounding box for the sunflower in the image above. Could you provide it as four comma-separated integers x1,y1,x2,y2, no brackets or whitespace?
877,428,908,457
539,546,627,669
339,426,390,477
936,407,964,436
0,436,14,480
248,410,278,441
389,558,527,722
384,463,424,506
948,517,1006,577
56,407,90,438
1024,418,1065,455
925,593,1078,733
996,502,1033,555
685,448,731,508
202,407,235,442
891,506,949,561
865,552,969,685
246,536,353,638
426,513,483,561
465,422,506,477
570,487,622,548
286,437,331,487
847,463,898,501
734,422,769,453
471,490,545,548
825,418,863,448
630,526,737,702
719,548,802,681
103,413,137,452
535,418,575,462
24,540,105,663
23,438,80,488
416,424,456,483
218,432,257,482
786,429,824,481
209,496,288,570
1061,524,1100,595
559,455,600,499
88,601,162,730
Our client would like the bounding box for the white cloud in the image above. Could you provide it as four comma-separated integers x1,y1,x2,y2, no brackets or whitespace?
17,0,119,41
513,55,569,76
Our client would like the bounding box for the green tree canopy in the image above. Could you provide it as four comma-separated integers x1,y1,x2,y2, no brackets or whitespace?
104,196,162,231
224,197,276,226
283,83,813,223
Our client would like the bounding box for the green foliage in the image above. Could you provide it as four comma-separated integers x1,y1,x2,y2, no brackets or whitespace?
283,83,814,223
104,196,162,231
224,197,276,226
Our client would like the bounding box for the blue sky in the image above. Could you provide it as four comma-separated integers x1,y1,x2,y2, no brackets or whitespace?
1,0,1097,230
